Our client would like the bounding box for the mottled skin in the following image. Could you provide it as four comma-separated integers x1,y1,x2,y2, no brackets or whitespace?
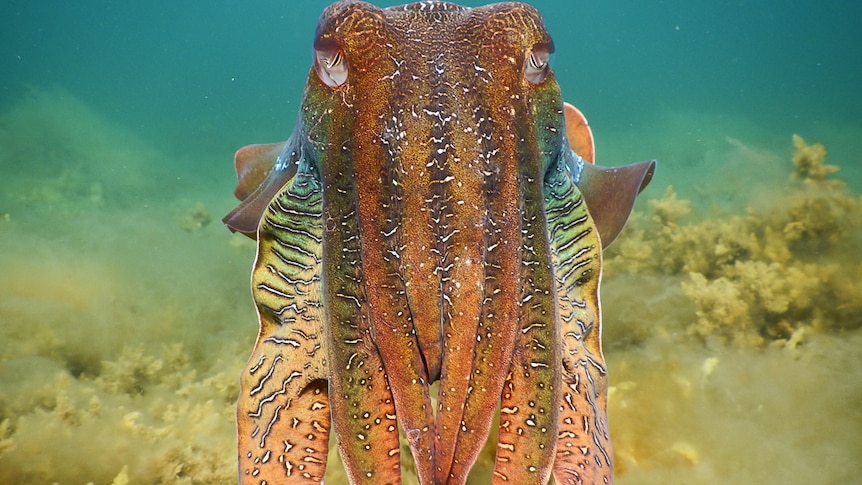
224,1,654,484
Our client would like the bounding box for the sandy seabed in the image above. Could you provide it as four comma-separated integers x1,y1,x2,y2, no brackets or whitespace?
0,88,860,484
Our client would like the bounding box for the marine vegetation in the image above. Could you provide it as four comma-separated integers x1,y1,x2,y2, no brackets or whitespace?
605,134,861,348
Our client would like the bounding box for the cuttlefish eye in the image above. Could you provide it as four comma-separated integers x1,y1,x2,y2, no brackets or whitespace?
524,45,550,84
314,47,348,87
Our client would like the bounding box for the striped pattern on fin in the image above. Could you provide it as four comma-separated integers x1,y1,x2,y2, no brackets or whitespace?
545,162,613,485
237,170,330,483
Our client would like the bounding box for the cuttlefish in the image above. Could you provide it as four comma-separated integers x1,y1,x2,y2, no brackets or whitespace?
223,1,654,484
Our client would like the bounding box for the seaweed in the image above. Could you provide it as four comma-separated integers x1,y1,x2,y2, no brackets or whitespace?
606,135,862,346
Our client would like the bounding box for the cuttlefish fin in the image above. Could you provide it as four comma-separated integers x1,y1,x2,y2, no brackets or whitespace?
563,102,595,164
222,141,294,237
577,160,656,248
563,102,655,247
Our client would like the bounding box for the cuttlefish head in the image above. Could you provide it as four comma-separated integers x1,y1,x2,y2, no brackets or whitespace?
224,2,654,249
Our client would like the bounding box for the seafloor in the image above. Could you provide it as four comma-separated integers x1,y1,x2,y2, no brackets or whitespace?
0,88,860,484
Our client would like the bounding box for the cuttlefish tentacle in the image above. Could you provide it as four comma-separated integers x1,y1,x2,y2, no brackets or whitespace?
308,7,408,481
317,95,405,484
426,7,543,483
491,129,562,483
315,2,437,483
489,67,572,484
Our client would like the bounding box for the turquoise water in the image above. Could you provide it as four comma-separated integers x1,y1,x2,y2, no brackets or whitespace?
1,1,860,484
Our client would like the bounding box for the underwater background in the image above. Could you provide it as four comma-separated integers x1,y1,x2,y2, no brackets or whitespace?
1,0,860,483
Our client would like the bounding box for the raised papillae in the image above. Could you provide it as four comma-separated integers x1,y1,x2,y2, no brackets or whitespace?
224,1,654,484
